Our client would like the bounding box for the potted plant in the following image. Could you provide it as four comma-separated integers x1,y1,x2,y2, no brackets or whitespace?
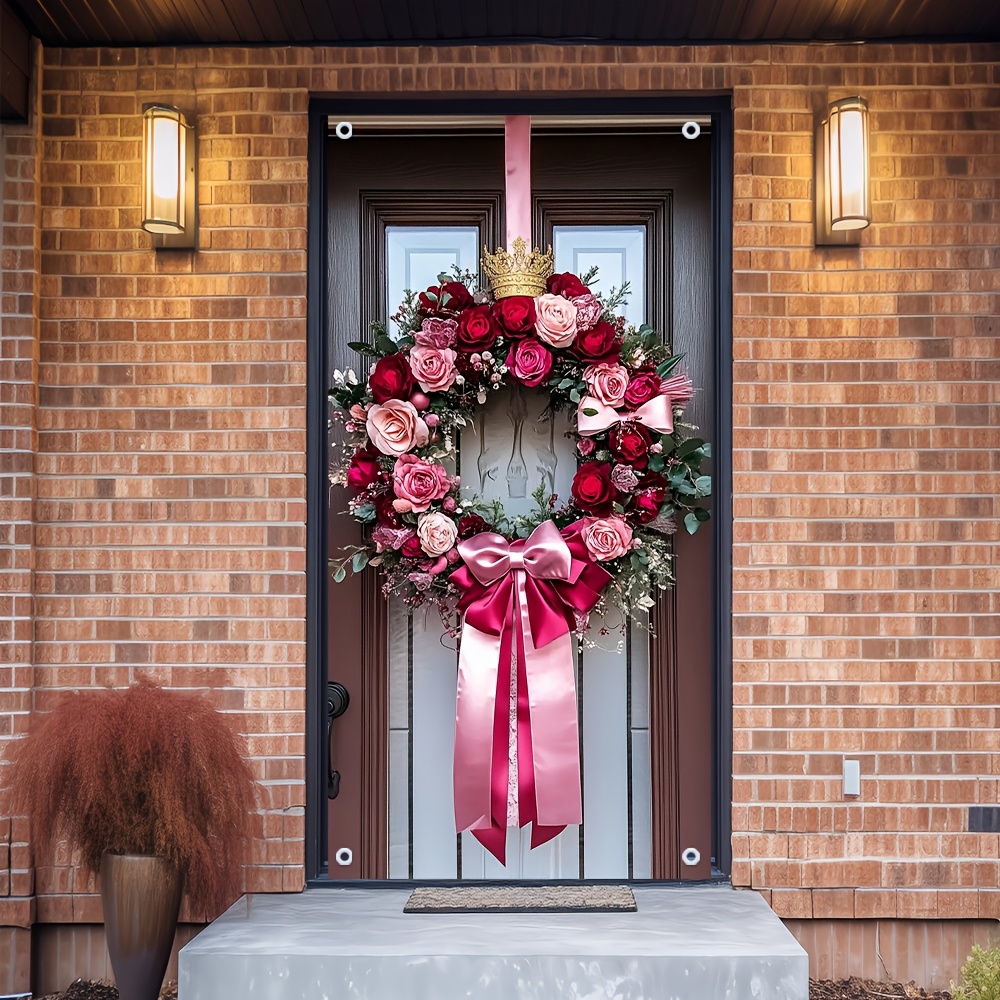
4,679,256,1000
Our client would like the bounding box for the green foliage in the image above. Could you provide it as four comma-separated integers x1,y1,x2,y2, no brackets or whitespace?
954,945,1000,1000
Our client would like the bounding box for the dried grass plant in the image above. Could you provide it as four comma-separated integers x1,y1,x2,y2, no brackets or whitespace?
6,679,257,918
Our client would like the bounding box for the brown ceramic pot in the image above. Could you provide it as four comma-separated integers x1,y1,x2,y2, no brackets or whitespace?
100,853,182,1000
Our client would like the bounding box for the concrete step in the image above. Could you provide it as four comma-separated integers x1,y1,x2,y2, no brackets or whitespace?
179,883,808,1000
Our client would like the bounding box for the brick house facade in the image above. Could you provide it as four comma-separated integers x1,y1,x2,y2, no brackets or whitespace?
2,38,999,992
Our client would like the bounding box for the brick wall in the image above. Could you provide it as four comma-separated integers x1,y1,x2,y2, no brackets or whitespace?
1,37,999,986
0,35,41,991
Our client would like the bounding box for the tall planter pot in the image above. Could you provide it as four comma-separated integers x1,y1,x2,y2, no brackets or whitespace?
101,853,183,1000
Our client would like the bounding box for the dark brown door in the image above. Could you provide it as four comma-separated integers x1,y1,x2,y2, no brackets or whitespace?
324,126,714,880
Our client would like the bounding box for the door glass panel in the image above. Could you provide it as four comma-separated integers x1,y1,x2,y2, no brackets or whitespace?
385,226,479,335
387,222,651,879
553,225,646,327
386,226,477,879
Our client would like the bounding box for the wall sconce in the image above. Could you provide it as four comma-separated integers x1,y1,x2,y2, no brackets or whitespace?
815,96,870,246
141,104,197,249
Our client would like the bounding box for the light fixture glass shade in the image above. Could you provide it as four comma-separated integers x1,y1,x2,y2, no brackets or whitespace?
142,104,196,246
822,96,871,236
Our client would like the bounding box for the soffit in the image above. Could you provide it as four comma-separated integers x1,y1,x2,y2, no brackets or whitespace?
7,0,1000,47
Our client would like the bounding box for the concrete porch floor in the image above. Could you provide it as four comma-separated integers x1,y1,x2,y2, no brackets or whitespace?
178,883,808,1000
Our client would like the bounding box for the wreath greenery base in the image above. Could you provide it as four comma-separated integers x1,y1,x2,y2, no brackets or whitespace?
329,265,711,633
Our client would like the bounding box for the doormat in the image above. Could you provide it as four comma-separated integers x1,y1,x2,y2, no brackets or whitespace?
403,885,636,914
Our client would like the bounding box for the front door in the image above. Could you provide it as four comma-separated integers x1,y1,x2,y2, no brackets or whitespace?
324,121,715,881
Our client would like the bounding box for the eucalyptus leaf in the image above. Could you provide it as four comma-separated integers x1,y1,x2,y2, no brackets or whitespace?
656,353,685,377
695,507,711,522
333,566,347,584
648,453,665,472
376,335,398,356
684,512,700,535
569,388,581,404
347,341,380,357
676,437,705,459
352,551,369,573
695,476,712,495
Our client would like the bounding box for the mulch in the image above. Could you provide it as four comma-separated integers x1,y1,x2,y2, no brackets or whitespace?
35,982,177,1000
809,979,952,1000
36,979,951,1000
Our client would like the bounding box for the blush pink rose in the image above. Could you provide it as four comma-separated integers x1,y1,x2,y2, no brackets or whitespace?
583,361,630,407
416,510,458,556
533,293,578,348
366,398,430,456
392,454,451,513
408,345,458,393
570,293,603,332
414,317,458,348
506,337,553,388
581,516,634,562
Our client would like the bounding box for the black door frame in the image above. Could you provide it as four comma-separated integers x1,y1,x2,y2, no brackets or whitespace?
305,95,734,884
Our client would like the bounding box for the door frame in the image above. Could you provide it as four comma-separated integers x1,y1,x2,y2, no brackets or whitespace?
305,95,734,885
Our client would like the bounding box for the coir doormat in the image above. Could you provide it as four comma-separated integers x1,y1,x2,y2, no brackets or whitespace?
403,885,637,914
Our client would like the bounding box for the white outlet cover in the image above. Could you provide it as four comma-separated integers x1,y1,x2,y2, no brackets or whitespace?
843,759,861,796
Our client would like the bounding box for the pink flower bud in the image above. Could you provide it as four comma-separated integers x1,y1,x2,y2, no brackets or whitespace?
392,497,413,513
428,556,449,575
410,391,430,411
442,497,457,512
425,413,440,427
578,438,596,457
446,547,460,564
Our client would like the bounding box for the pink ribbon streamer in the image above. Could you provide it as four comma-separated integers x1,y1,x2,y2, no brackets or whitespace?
504,115,532,250
576,393,675,437
451,519,611,864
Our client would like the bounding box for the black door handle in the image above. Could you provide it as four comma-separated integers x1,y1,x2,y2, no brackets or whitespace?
327,681,350,799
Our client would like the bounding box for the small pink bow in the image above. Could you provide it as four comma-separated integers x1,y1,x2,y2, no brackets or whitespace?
576,393,674,437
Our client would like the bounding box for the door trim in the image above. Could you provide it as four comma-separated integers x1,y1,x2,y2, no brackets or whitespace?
305,95,734,883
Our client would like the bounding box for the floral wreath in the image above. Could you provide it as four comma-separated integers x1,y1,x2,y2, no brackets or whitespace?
328,240,711,629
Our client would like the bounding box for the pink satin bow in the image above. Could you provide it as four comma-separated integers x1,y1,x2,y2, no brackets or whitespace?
576,393,674,437
450,519,610,864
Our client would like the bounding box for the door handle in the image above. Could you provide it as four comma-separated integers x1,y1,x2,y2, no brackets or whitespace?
327,681,350,799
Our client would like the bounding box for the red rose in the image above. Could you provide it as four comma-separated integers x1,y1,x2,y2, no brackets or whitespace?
609,424,652,468
506,337,553,388
572,320,619,362
571,462,616,516
457,305,499,352
369,354,415,404
373,490,400,527
418,281,474,316
492,296,536,338
631,490,662,523
347,445,381,490
631,471,667,523
457,513,489,539
400,535,424,558
547,272,589,298
624,367,662,408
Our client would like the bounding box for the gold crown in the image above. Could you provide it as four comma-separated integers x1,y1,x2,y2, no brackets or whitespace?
482,236,554,300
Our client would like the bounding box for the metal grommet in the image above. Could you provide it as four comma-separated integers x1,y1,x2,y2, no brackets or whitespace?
681,846,701,867
335,121,353,140
335,847,353,866
681,121,701,140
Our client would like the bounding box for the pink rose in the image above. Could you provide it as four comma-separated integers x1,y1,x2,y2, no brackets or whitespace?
578,438,595,457
366,398,430,456
416,510,458,556
414,317,458,348
533,293,578,348
408,345,458,393
506,337,553,388
392,454,451,513
571,293,603,332
581,516,634,562
584,361,630,407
